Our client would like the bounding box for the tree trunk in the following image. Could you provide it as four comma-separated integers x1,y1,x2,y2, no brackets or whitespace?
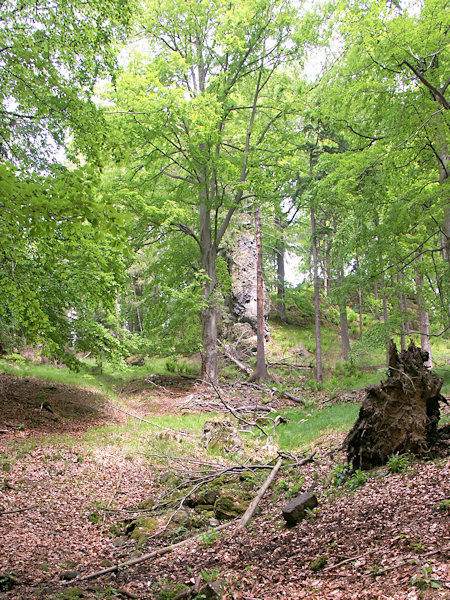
310,200,323,383
199,203,219,384
415,256,432,368
275,217,286,322
336,269,351,361
374,281,381,321
250,206,268,381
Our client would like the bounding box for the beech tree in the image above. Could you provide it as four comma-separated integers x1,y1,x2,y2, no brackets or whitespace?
105,0,319,382
0,0,133,357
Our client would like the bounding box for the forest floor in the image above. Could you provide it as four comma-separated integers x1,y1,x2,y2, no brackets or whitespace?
0,372,449,600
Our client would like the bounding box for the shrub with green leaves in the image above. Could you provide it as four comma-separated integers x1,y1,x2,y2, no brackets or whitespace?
386,453,411,474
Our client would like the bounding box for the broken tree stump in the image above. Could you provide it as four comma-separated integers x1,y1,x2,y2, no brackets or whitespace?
345,340,444,471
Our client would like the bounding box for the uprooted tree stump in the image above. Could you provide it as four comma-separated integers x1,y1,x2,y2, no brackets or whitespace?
345,340,445,471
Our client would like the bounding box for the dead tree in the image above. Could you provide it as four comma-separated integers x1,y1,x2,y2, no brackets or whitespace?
345,340,444,470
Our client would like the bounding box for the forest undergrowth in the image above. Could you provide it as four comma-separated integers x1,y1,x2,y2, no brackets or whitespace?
0,345,449,600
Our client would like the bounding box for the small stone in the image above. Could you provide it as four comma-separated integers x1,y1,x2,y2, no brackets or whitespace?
310,556,328,572
112,536,129,547
214,496,248,520
282,492,318,526
208,517,220,527
59,570,79,581
197,580,224,600
138,497,155,509
195,504,215,513
99,559,114,568
200,490,219,505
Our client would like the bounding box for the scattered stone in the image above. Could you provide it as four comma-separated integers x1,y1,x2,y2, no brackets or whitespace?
310,556,328,572
208,517,220,527
199,490,220,505
282,492,318,526
195,504,215,514
125,356,145,367
201,421,245,455
0,574,15,591
138,496,155,509
214,495,248,520
59,570,79,581
99,559,114,568
112,536,129,547
197,580,224,599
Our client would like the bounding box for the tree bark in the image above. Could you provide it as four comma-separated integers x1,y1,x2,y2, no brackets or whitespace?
275,217,286,322
199,203,219,384
310,199,323,383
336,269,351,361
250,206,268,381
415,256,432,368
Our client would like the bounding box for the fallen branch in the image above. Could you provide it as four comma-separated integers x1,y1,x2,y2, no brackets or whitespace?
241,381,304,405
0,505,38,515
75,519,237,583
218,341,252,376
235,457,283,530
323,549,374,572
209,380,269,437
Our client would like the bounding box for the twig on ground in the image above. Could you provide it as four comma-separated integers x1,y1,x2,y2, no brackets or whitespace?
0,505,38,515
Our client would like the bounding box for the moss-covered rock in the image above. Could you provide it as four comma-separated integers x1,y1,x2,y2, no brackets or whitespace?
214,496,249,520
138,496,155,509
61,587,84,599
156,583,190,600
310,556,328,572
195,504,215,513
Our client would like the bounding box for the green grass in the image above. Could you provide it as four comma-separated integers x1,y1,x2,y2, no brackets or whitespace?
273,403,360,451
434,367,450,396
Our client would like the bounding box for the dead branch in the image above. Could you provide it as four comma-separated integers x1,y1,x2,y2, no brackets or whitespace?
76,519,237,583
209,380,269,436
235,457,283,530
240,381,304,405
323,549,375,572
218,340,252,376
267,360,312,369
0,505,38,515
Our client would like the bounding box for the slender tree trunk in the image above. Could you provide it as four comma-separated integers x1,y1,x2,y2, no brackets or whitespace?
356,250,363,340
250,206,268,381
397,273,406,352
374,281,381,321
358,288,363,340
199,204,219,384
382,277,390,366
336,269,351,361
323,239,330,298
275,217,286,322
415,256,432,368
310,200,323,383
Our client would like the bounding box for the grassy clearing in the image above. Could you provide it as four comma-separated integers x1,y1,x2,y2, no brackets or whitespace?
273,403,360,451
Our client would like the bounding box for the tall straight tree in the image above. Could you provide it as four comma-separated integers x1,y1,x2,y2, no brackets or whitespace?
106,0,313,382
